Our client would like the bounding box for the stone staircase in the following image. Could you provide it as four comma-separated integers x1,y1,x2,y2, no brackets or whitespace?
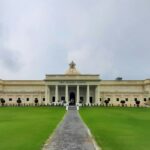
68,106,77,110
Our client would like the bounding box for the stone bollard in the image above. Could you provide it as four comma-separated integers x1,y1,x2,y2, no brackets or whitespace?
66,106,68,111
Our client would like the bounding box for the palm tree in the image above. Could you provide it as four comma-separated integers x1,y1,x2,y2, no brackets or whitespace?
17,98,22,106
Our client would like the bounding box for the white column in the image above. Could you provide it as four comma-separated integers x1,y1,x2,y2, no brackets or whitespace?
65,85,69,104
86,85,90,105
45,85,50,105
77,85,80,105
55,85,58,104
48,86,51,105
95,85,100,105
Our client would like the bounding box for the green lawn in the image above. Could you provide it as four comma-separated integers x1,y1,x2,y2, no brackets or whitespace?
0,107,65,150
80,107,150,150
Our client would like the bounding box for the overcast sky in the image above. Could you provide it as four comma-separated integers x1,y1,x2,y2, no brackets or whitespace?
0,0,150,80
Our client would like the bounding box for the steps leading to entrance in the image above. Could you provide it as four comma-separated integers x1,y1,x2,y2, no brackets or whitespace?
68,106,77,110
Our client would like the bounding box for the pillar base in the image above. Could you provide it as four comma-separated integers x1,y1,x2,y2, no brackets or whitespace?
44,103,48,106
54,102,59,106
86,103,91,106
95,103,100,106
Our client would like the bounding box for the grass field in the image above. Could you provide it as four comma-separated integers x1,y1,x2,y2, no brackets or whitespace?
80,107,150,150
0,107,65,150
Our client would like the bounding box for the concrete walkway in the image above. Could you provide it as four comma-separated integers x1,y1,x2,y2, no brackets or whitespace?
43,109,96,150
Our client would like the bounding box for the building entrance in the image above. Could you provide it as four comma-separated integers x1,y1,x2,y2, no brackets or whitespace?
69,92,76,105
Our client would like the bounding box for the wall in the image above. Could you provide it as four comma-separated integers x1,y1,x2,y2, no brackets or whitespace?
0,80,45,106
0,78,150,107
99,80,150,106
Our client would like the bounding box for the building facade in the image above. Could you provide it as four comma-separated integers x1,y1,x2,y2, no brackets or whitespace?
0,61,150,107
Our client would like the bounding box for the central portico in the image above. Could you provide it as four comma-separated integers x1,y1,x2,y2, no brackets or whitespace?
44,61,101,106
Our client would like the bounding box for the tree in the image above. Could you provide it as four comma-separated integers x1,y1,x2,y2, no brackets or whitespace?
120,100,126,107
1,98,5,106
135,100,140,107
104,100,109,107
17,98,22,106
34,98,38,106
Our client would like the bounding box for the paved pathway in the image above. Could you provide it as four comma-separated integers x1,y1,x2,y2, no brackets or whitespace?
43,109,96,150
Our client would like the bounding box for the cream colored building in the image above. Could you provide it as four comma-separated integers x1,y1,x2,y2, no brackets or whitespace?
0,61,150,107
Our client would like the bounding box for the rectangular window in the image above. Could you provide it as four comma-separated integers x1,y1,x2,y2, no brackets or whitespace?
9,98,12,101
134,98,137,101
125,98,128,101
144,98,147,101
61,96,65,101
80,97,84,101
52,97,55,102
116,98,119,101
80,97,84,103
90,97,93,103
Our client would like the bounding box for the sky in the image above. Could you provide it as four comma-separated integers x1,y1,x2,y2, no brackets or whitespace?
0,0,150,80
